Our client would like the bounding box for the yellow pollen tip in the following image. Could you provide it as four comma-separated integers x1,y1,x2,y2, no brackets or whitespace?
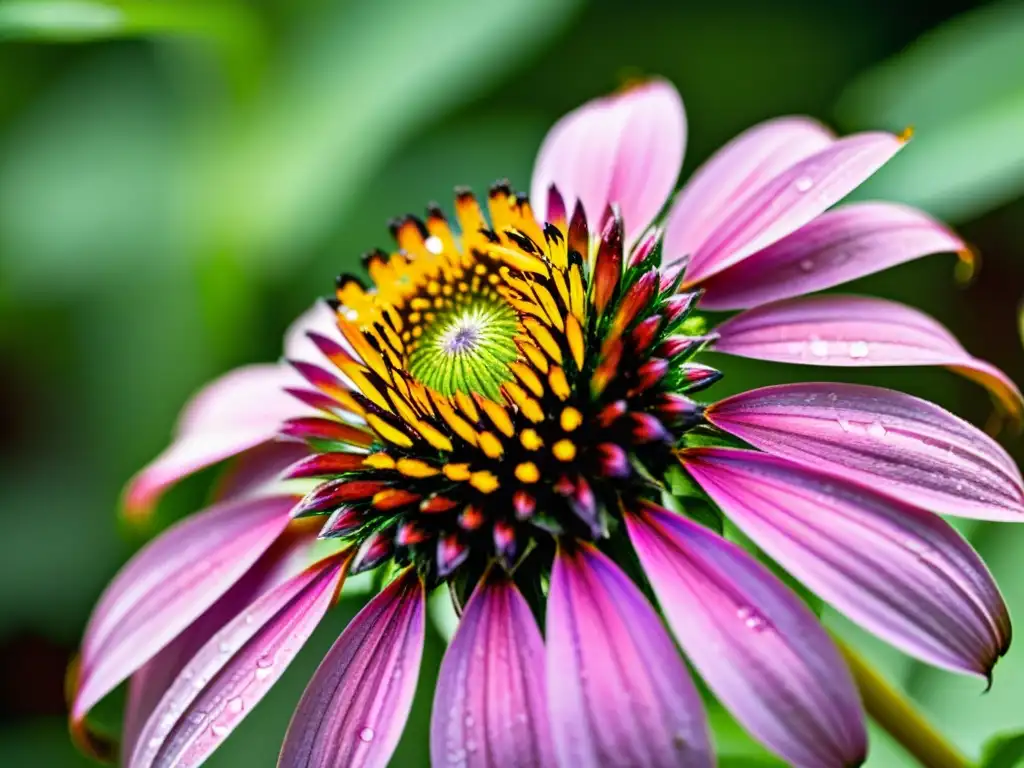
898,125,915,143
515,462,540,483
560,407,583,432
443,463,471,481
553,439,577,462
478,431,505,459
469,470,500,493
520,428,544,451
396,458,440,478
363,452,396,470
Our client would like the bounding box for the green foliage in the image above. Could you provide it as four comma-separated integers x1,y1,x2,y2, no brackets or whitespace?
838,0,1024,224
980,731,1024,768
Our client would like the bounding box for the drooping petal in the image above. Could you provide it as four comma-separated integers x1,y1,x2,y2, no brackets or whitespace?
712,294,1024,422
430,570,554,768
706,383,1024,521
679,132,904,287
121,524,325,761
545,544,712,768
122,365,308,519
530,80,685,243
129,552,348,768
71,495,295,733
278,570,425,768
682,448,1011,678
213,441,312,502
662,116,834,279
625,503,866,768
284,300,355,364
697,202,964,310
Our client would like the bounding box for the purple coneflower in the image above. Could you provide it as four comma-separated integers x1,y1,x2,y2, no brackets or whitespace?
70,79,1021,768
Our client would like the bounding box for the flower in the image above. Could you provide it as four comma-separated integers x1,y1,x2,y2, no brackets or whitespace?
70,79,1022,768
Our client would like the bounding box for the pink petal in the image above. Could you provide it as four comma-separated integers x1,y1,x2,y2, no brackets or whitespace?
72,494,295,727
712,294,1024,422
278,570,425,768
625,503,866,768
430,571,554,768
679,132,904,286
707,383,1024,522
128,552,348,768
530,79,685,243
683,448,1011,678
662,116,835,280
545,544,712,768
121,526,325,761
213,441,312,502
698,202,965,310
122,365,308,519
284,300,354,364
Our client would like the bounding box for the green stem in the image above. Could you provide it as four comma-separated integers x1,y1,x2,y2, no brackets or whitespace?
835,637,972,768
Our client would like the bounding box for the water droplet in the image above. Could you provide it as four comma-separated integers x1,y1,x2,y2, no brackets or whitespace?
867,422,887,438
359,727,376,743
798,258,815,273
227,697,244,714
737,606,770,631
148,737,163,750
464,714,474,728
425,236,443,254
218,641,232,654
256,654,274,668
955,482,964,492
809,338,829,357
211,723,229,738
345,309,359,321
848,341,869,359
465,739,478,754
244,613,254,625
255,667,273,681
794,176,814,192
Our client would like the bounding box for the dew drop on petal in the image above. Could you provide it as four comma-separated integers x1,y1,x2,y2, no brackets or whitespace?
794,176,814,192
809,339,829,358
359,727,376,743
425,236,443,254
798,258,815,273
211,723,229,738
227,697,244,714
867,422,887,438
848,341,870,359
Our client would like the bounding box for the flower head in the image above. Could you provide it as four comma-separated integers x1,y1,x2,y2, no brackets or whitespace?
71,79,1022,768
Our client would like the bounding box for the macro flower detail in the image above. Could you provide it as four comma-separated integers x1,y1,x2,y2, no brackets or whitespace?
70,78,1023,768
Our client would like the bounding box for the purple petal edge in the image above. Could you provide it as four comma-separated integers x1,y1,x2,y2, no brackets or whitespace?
707,382,1024,522
626,503,867,768
683,448,1011,678
431,570,554,768
545,543,712,768
278,570,425,768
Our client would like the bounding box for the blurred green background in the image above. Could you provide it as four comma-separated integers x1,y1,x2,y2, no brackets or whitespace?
1,0,1023,765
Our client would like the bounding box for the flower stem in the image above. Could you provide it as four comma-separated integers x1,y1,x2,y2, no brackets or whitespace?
835,637,971,768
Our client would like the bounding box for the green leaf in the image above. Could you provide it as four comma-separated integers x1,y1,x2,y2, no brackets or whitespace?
0,0,259,42
0,0,123,39
980,731,1024,768
837,0,1024,223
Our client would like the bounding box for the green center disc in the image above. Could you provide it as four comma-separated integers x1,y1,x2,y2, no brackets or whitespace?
407,298,519,400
